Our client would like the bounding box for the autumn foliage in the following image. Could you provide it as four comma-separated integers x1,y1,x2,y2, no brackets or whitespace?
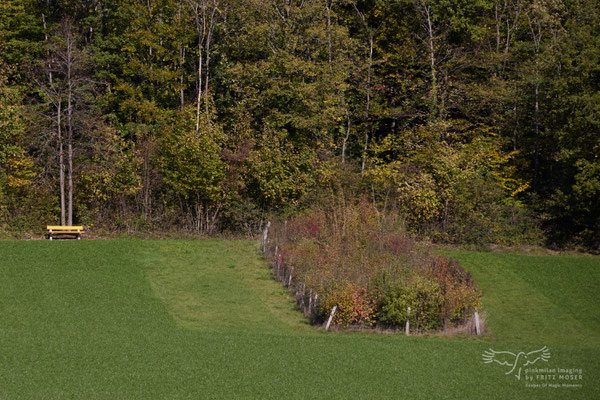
269,200,482,332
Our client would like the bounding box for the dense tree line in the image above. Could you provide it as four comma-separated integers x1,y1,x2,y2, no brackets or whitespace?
0,0,598,249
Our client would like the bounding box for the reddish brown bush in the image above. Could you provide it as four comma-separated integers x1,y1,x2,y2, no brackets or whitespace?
267,199,482,332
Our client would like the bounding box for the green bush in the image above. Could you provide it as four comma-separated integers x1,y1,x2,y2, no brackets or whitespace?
269,199,483,332
377,276,443,332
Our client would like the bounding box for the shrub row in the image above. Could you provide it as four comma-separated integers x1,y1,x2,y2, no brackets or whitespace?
266,200,482,333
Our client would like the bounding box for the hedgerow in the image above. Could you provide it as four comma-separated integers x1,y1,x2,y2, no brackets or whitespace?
266,199,482,333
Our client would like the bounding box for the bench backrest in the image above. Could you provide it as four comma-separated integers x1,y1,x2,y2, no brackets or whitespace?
47,225,84,232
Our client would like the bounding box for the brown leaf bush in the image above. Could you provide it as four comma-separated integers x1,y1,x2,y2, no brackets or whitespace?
268,199,482,332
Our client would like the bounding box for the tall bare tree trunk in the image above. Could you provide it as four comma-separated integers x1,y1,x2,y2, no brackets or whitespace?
352,3,374,174
361,32,373,174
527,12,542,193
66,23,74,225
326,0,333,68
178,0,186,111
142,143,151,221
67,127,73,225
42,11,53,85
341,107,351,164
196,32,203,132
190,0,219,130
204,3,218,122
421,0,437,120
180,46,186,111
325,0,350,164
495,2,501,53
58,99,66,226
192,2,205,133
512,103,519,151
43,7,66,224
533,69,540,192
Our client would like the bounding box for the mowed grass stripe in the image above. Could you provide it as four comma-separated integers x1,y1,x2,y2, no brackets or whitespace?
0,240,597,399
447,251,600,347
142,240,311,333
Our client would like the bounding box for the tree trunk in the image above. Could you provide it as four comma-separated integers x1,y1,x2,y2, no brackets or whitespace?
341,107,351,164
512,103,518,151
361,32,373,174
495,2,501,53
527,12,542,193
193,2,205,133
180,46,185,111
326,0,333,69
178,0,185,111
196,32,203,132
533,77,540,192
43,7,65,225
66,27,74,226
204,3,218,122
423,1,437,120
351,3,374,174
58,98,66,226
42,11,53,85
143,145,151,221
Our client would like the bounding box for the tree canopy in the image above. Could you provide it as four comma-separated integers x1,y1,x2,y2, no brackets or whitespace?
0,0,598,249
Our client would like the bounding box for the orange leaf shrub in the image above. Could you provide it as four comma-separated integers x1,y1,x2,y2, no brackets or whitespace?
320,284,377,327
268,199,482,332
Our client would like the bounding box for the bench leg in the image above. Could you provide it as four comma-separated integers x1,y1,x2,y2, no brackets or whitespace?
77,235,81,240
49,234,53,240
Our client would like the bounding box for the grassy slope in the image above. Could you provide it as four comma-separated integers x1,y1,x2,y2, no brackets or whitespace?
445,251,600,346
0,240,597,399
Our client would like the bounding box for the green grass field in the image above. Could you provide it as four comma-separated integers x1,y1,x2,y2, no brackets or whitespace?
0,240,598,399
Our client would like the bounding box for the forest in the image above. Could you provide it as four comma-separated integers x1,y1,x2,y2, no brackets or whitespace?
0,0,598,250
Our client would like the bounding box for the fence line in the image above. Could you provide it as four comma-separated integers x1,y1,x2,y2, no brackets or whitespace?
262,221,320,323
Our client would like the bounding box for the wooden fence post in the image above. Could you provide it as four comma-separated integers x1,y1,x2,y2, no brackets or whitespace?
405,307,411,336
262,221,271,253
277,262,280,280
325,305,337,330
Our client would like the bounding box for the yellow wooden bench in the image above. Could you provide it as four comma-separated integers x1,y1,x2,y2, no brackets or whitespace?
46,225,85,240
